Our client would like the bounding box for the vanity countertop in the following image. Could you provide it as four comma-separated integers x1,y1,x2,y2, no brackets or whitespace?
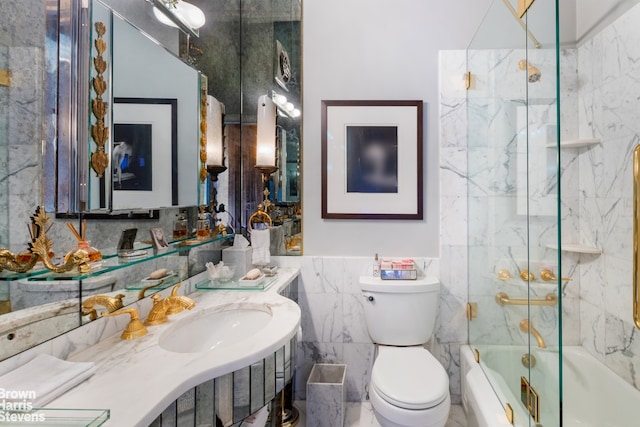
45,268,301,427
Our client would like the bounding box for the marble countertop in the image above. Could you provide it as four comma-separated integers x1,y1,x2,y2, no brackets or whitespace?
45,268,301,427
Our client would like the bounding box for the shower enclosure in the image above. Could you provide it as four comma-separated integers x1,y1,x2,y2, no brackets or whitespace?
466,0,566,425
465,0,640,425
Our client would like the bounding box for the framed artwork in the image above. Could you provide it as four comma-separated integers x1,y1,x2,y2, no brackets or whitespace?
149,227,169,249
321,100,423,220
112,98,178,210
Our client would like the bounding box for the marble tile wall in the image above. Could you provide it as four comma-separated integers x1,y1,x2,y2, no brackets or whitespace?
441,47,581,351
576,1,640,390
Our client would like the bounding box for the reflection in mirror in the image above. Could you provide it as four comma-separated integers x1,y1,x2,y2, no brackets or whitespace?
88,0,203,212
187,0,302,254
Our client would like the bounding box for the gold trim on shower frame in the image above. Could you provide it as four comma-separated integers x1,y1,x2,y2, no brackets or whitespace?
633,145,640,329
90,22,109,178
502,0,542,49
0,69,10,87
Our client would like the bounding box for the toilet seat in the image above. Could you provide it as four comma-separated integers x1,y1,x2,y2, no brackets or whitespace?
371,346,449,410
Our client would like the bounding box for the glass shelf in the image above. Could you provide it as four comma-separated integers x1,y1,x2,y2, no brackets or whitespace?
0,408,109,426
195,275,278,291
10,235,232,282
124,272,181,290
545,243,602,254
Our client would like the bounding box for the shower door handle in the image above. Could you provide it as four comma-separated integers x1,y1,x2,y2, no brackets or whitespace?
633,145,640,329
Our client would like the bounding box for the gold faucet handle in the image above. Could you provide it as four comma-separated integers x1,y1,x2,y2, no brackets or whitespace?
102,308,148,340
540,269,572,282
519,270,535,282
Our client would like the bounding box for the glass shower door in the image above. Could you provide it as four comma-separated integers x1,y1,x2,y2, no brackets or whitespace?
466,0,562,425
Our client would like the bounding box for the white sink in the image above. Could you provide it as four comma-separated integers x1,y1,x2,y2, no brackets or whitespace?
159,304,273,353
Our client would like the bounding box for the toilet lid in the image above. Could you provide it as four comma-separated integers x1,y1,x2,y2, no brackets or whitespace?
371,347,449,410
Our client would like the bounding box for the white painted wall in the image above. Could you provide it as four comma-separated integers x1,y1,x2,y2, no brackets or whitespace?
302,0,491,256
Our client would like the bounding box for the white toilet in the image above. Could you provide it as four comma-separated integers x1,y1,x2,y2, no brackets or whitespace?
360,276,451,427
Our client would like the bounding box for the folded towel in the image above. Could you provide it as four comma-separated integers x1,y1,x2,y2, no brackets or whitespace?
0,354,95,407
251,229,270,266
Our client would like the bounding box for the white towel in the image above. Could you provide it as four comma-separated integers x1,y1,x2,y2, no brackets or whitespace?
251,229,271,266
0,354,96,407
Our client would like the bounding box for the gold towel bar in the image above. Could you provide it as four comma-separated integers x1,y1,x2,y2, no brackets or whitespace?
495,292,557,307
633,145,640,329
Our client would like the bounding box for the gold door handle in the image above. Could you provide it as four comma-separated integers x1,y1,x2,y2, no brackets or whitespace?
633,145,640,329
495,292,557,307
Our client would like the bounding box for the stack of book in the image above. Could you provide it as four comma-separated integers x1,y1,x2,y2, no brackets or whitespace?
380,259,417,280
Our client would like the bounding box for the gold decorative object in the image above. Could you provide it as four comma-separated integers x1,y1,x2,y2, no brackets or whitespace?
30,207,91,274
81,294,125,321
0,207,90,274
102,308,148,340
200,85,208,182
540,269,572,282
0,69,10,87
90,22,110,178
495,292,558,307
249,204,273,230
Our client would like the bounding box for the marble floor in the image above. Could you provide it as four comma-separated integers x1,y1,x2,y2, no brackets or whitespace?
293,401,467,427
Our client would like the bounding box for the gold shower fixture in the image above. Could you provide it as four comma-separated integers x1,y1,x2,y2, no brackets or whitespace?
519,60,541,83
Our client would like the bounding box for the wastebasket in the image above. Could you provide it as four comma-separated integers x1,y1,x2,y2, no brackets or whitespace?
306,363,347,427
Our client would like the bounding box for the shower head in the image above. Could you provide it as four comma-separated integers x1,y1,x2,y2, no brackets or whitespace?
519,60,541,83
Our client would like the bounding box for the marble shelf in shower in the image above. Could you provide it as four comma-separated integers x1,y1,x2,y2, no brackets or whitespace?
545,138,600,149
545,243,602,255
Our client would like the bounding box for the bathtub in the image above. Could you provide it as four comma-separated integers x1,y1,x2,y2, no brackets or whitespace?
460,345,640,427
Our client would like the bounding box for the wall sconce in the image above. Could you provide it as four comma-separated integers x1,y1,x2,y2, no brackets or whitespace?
151,0,206,36
206,95,226,181
255,95,278,178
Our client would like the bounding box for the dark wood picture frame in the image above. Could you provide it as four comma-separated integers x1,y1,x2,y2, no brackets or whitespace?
321,100,424,220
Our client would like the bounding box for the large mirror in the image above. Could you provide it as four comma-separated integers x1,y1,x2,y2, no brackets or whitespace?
0,0,302,363
88,0,204,211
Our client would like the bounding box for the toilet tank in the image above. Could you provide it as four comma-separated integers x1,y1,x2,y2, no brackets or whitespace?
359,276,440,346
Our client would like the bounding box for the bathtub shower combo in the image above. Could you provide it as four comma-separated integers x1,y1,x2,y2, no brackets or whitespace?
460,1,640,426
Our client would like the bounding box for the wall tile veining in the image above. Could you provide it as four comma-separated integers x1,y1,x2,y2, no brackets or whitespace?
576,1,640,389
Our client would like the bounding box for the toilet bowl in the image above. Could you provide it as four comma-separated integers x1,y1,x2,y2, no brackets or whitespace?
369,346,450,427
359,276,450,427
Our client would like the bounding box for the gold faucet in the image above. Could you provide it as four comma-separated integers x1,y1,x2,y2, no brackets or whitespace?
82,294,125,321
102,308,147,340
540,269,572,282
138,279,165,300
144,282,195,326
520,319,546,349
